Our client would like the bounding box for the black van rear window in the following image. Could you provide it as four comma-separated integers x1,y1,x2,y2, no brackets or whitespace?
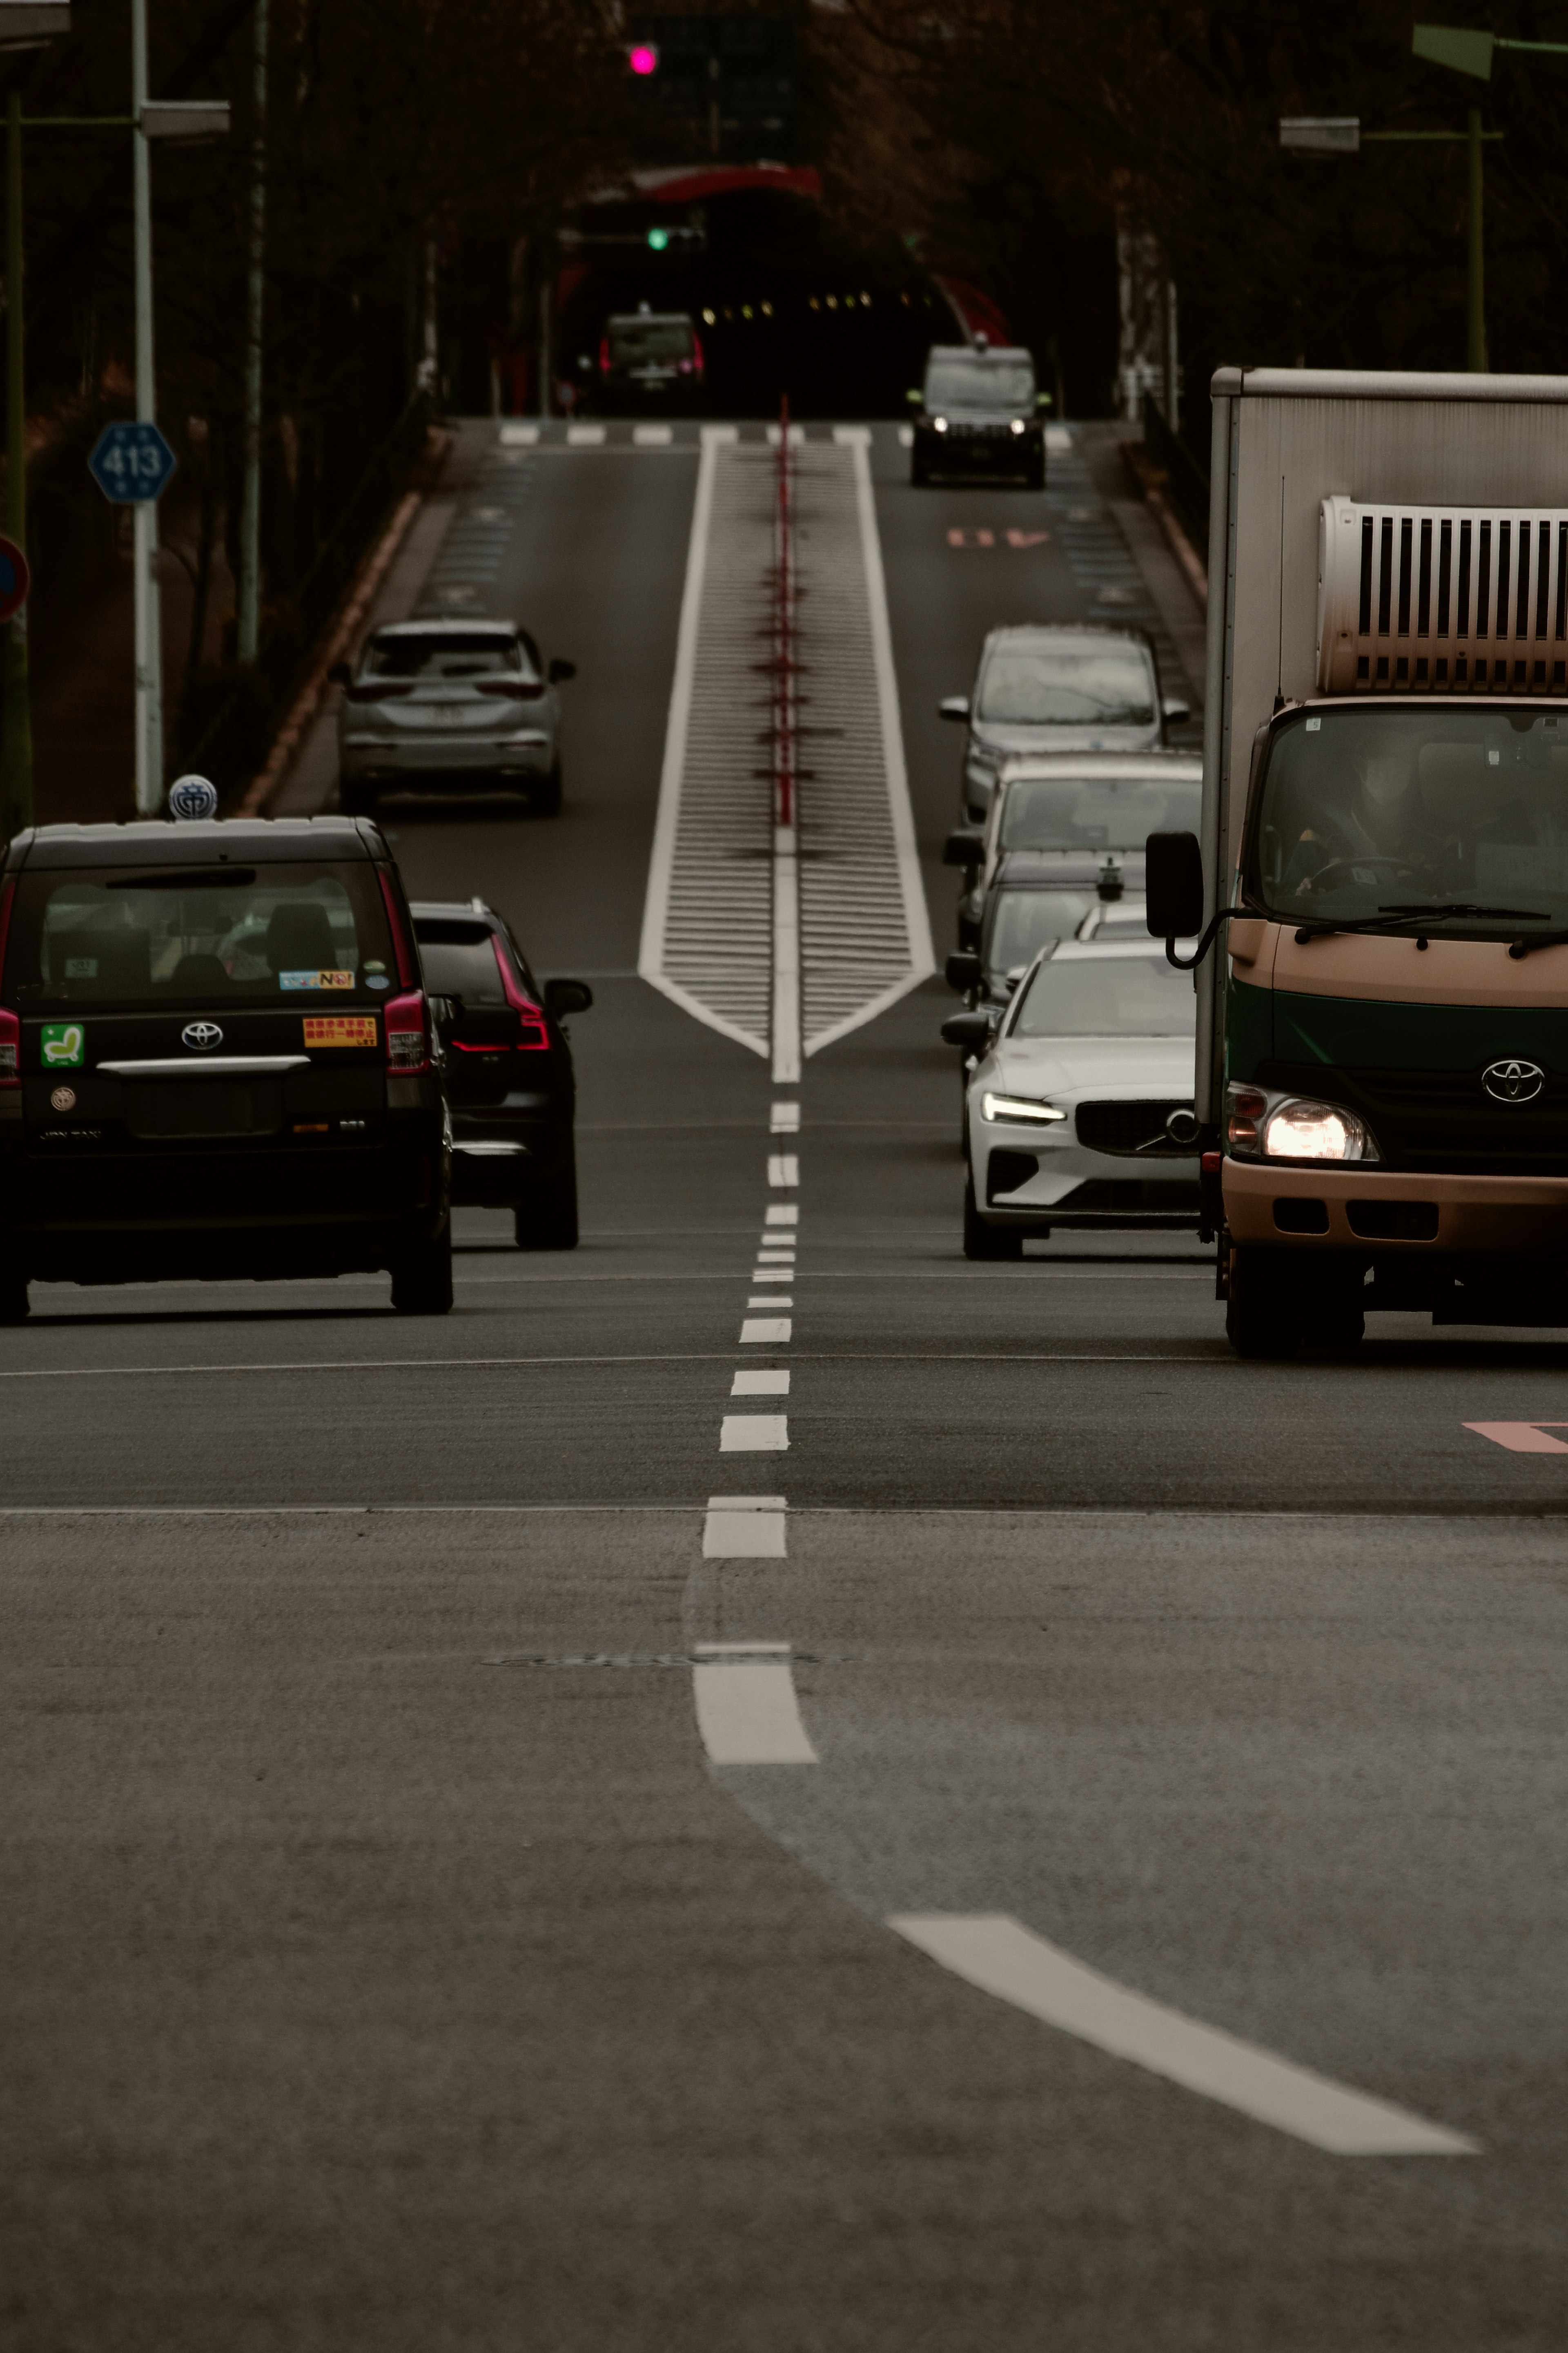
2,863,397,1008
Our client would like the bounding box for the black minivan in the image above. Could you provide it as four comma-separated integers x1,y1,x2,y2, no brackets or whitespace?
0,815,452,1322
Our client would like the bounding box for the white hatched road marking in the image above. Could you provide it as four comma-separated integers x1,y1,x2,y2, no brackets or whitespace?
889,1915,1477,2157
639,435,932,1062
692,1644,817,1764
1465,1421,1568,1452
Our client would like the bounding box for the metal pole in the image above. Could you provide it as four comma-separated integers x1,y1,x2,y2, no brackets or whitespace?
1468,107,1487,372
131,0,163,812
237,0,267,664
1,85,31,841
537,252,550,418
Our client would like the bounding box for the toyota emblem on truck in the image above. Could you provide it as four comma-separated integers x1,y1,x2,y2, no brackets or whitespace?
182,1022,223,1052
1482,1059,1544,1103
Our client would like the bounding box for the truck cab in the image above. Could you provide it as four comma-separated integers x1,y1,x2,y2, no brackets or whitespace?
1149,368,1568,1355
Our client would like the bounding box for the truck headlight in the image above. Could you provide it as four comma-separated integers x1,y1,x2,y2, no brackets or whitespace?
933,416,949,433
982,1091,1067,1124
1009,418,1026,435
1226,1082,1378,1162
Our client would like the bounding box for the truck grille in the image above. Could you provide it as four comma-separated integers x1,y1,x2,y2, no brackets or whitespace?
1075,1099,1196,1156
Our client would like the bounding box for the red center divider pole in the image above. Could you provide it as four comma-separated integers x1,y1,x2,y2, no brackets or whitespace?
775,393,794,831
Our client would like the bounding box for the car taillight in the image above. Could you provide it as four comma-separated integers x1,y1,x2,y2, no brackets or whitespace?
383,991,430,1075
475,680,545,700
692,332,704,373
0,1007,16,1088
347,682,412,702
599,337,610,373
491,936,549,1048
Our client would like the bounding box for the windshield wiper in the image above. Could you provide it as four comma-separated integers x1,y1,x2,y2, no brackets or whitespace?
1506,927,1568,959
1295,903,1549,943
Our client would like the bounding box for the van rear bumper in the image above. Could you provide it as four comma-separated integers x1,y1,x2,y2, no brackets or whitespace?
1224,1160,1568,1254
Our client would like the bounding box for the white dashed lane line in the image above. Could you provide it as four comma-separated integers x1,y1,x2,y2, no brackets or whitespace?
732,1370,789,1396
889,1916,1478,2158
702,1495,787,1557
740,1317,792,1344
764,1204,799,1228
767,1154,799,1187
719,1414,789,1452
746,1294,793,1308
692,1644,817,1764
770,1100,800,1133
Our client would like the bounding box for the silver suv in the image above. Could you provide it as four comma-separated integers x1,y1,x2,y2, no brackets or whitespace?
940,623,1188,821
333,620,574,818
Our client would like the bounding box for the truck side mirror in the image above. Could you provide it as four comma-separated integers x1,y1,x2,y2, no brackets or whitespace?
548,658,577,685
943,829,985,868
1161,696,1190,725
938,695,970,723
1146,832,1205,939
944,951,982,992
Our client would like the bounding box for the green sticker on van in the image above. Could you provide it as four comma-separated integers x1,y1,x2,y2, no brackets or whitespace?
40,1022,84,1068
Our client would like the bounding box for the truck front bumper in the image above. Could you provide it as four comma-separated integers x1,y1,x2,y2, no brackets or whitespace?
1224,1159,1568,1254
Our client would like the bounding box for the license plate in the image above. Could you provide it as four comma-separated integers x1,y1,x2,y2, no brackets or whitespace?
416,703,477,728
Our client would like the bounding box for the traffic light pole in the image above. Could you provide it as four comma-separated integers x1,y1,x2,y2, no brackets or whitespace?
1,84,30,842
130,0,163,813
1468,108,1486,372
237,0,266,665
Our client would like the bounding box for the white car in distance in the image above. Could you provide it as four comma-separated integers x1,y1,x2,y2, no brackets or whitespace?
956,937,1202,1259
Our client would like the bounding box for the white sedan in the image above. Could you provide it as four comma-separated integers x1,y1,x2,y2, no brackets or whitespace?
962,939,1201,1259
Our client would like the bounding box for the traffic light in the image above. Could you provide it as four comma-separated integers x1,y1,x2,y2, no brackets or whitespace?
647,227,670,251
628,42,659,76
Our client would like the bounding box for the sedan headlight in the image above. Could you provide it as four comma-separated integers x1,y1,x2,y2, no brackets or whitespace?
933,416,949,433
1226,1082,1378,1163
982,1091,1068,1125
1009,418,1026,436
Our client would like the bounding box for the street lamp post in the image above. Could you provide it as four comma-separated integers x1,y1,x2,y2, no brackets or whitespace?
1280,114,1503,371
237,0,267,666
0,0,70,846
129,0,161,813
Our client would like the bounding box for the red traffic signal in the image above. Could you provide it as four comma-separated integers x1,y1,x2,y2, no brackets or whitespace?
628,41,659,76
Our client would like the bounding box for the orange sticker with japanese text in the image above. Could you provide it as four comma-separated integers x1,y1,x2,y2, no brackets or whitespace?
303,1016,378,1048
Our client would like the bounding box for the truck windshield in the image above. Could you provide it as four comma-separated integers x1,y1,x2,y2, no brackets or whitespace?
998,774,1200,850
1250,707,1568,928
1011,951,1197,1038
2,863,396,1009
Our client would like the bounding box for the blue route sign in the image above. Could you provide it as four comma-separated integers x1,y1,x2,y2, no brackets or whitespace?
88,420,178,505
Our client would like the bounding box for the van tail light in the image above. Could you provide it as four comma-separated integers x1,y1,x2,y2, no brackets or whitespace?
491,935,549,1048
692,332,704,374
383,991,431,1075
599,337,610,374
0,1007,17,1088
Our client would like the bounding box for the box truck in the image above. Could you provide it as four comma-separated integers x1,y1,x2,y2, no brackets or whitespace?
1147,367,1568,1355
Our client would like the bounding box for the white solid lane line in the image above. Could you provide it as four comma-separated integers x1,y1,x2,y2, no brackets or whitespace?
719,1414,788,1452
888,1916,1479,2158
731,1369,789,1395
767,1153,800,1187
740,1317,792,1344
764,1204,799,1227
692,1643,817,1764
770,1100,800,1133
702,1495,786,1557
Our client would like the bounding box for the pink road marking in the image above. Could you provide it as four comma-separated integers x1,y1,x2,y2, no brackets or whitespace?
1465,1421,1568,1454
946,527,965,547
1006,529,1049,547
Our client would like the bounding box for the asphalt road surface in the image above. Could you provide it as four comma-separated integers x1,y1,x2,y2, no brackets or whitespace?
5,420,1568,2353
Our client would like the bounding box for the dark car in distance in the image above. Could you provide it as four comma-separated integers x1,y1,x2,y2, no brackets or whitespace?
0,815,452,1321
910,340,1048,487
411,899,590,1249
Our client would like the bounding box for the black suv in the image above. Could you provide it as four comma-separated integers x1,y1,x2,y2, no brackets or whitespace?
0,815,452,1321
910,340,1048,487
412,900,590,1249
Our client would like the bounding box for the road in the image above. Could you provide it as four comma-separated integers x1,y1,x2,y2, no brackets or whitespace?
4,417,1567,2353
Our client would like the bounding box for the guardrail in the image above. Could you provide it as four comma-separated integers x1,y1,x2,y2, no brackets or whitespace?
1141,399,1209,563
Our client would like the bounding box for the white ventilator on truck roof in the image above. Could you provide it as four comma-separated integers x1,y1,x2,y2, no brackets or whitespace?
1316,494,1568,694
